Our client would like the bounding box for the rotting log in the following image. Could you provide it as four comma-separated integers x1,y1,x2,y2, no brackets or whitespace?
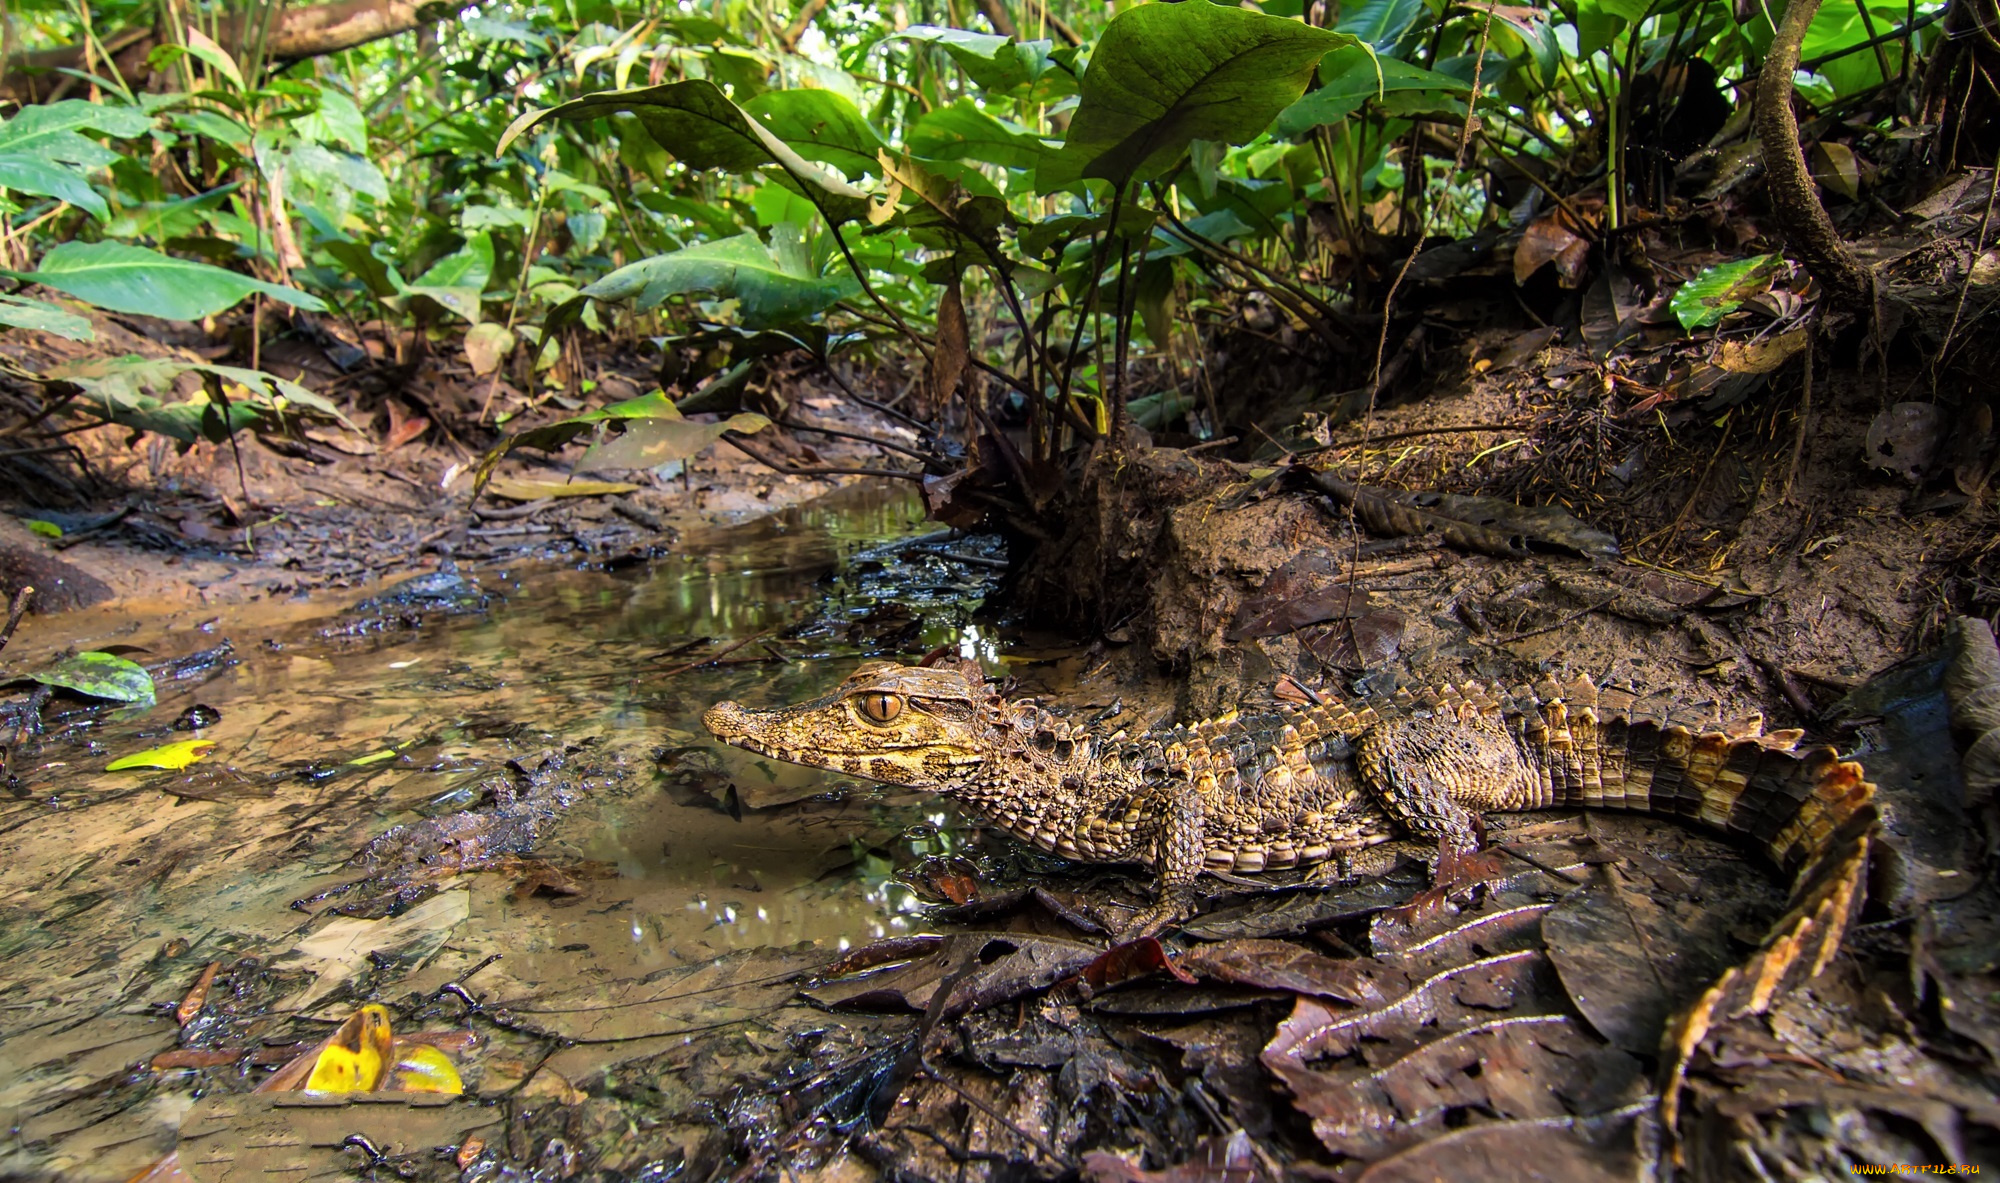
1,0,437,103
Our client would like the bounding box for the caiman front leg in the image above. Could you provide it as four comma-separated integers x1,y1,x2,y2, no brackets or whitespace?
1116,782,1206,940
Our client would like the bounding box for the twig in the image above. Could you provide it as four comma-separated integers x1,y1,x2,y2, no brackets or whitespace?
777,418,942,469
816,362,931,433
1302,422,1533,454
1784,320,1816,504
652,629,778,679
1929,146,2000,394
0,587,33,656
471,498,554,522
931,550,1009,570
721,433,923,482
1485,595,1619,645
1494,842,1586,884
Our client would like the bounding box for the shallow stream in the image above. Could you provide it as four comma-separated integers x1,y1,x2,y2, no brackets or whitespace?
0,480,999,1180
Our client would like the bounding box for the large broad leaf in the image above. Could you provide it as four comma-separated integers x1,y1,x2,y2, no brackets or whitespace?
400,231,492,323
0,100,152,167
1336,0,1427,53
576,414,771,472
583,231,859,328
1037,3,1354,192
49,355,353,444
498,79,866,202
907,101,1054,172
0,292,94,340
1273,47,1472,136
0,154,108,219
23,651,156,705
22,242,325,320
743,90,886,179
471,389,769,495
897,26,1067,96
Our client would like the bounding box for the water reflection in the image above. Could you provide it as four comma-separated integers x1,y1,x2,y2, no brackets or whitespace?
0,481,996,1181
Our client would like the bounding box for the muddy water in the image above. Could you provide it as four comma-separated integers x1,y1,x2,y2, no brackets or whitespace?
0,481,998,1180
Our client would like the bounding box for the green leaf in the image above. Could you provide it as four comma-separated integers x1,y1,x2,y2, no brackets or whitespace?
24,241,325,320
0,100,151,167
0,292,94,340
293,88,369,151
402,232,493,323
1670,255,1776,330
287,143,388,203
1038,3,1354,192
321,239,403,298
474,389,713,494
178,26,245,89
498,79,867,203
28,651,156,705
1273,46,1472,136
108,739,216,771
465,15,550,49
23,518,62,538
101,183,240,242
1336,0,1426,53
0,154,108,219
583,231,859,328
49,354,353,443
577,412,770,471
168,110,253,149
897,25,1064,95
907,101,1053,171
743,89,886,179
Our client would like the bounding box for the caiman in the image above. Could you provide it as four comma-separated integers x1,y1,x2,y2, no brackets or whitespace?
704,658,1878,1108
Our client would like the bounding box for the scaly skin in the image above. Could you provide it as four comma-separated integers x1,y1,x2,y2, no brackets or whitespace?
703,660,1877,939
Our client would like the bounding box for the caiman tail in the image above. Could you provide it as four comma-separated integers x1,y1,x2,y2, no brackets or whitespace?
1490,677,1878,1136
1339,675,1878,1135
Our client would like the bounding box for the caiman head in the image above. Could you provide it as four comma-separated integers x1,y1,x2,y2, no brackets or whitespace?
704,660,1011,791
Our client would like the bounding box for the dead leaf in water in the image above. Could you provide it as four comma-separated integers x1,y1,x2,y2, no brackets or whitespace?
279,890,470,1013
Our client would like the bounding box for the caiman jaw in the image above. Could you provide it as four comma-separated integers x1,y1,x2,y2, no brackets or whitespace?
702,701,817,765
701,661,999,790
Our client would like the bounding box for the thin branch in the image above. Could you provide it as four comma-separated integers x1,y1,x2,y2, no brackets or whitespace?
777,418,943,469
721,433,923,482
0,587,32,657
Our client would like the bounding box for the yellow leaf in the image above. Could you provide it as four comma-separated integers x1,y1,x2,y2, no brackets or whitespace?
388,1043,465,1094
484,477,640,501
106,739,216,771
305,1004,394,1093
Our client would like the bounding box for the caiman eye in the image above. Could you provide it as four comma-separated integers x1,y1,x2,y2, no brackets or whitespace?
855,692,904,725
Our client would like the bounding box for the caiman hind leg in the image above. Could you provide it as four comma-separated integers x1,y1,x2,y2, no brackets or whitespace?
1354,713,1537,899
1354,713,1536,848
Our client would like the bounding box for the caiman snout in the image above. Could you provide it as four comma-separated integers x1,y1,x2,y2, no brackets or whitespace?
702,701,751,740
